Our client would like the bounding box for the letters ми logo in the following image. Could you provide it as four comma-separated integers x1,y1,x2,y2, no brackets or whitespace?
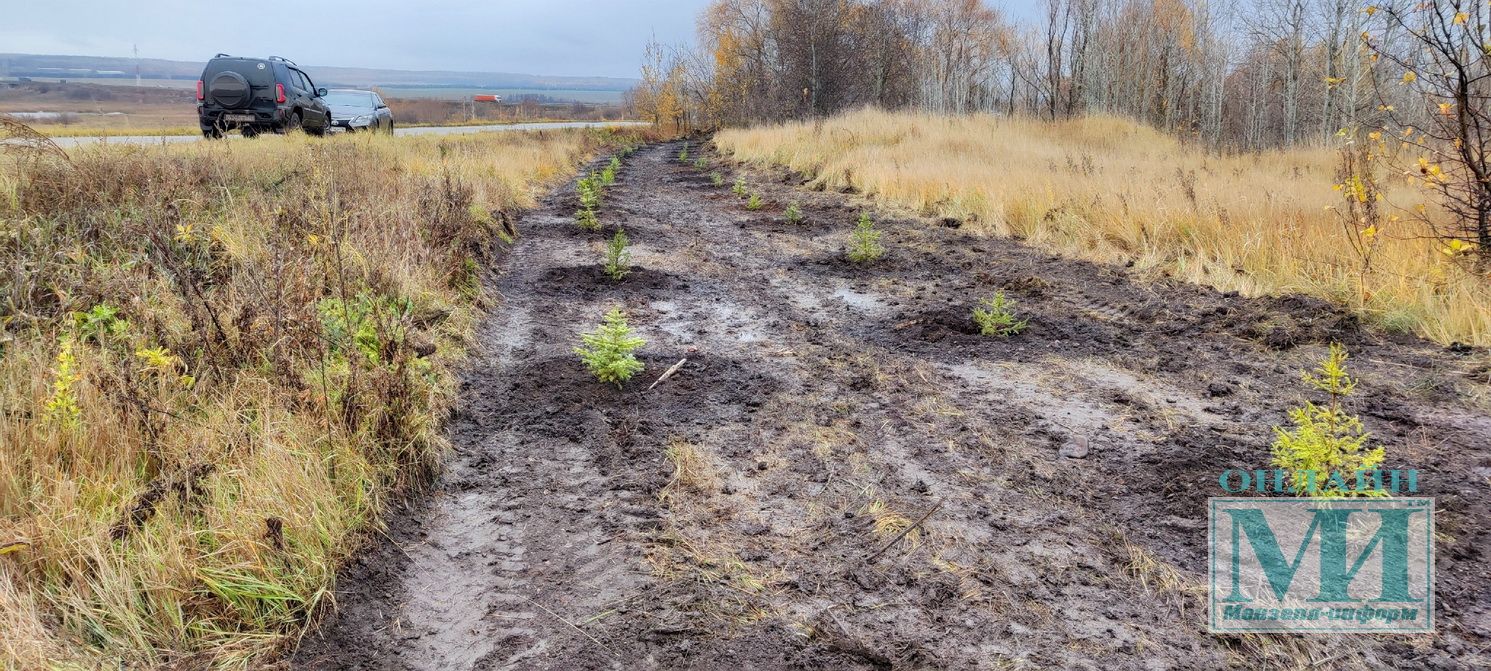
1208,498,1433,633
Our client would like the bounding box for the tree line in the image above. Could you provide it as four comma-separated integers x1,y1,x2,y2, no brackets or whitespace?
631,0,1491,264
635,0,1468,152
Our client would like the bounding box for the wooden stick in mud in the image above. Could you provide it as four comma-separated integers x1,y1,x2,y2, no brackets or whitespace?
525,596,616,658
647,357,689,391
864,499,943,564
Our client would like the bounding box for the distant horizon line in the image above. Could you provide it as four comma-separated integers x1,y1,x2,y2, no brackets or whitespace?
0,51,641,85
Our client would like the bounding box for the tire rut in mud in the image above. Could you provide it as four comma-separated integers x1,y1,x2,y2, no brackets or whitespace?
295,141,1491,670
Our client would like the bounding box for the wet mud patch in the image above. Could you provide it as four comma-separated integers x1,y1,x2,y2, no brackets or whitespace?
532,264,689,298
1178,293,1368,350
298,140,1491,671
497,352,781,442
869,302,1132,363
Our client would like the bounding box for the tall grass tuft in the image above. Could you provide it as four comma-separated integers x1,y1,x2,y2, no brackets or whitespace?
0,125,652,668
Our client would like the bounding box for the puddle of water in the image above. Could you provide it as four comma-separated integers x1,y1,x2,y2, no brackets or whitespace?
1078,359,1215,419
833,286,888,313
651,298,765,344
943,361,1116,433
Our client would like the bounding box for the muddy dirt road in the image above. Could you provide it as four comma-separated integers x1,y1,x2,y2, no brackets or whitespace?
293,141,1491,669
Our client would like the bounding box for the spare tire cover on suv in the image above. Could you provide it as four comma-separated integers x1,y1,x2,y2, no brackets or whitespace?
209,71,253,109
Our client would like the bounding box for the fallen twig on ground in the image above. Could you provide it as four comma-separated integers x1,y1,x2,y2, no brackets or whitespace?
647,357,689,391
525,596,616,658
864,499,943,564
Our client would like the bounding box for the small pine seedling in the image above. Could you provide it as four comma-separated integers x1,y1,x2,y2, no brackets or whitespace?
785,202,804,224
574,308,646,387
746,194,763,211
1270,343,1386,497
600,165,617,187
678,145,690,162
610,156,622,172
604,228,632,281
847,212,885,263
694,157,707,170
711,171,725,187
732,176,748,197
576,207,600,231
578,174,602,211
972,292,1028,336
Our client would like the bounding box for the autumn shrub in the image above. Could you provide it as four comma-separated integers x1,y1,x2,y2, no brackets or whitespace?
575,308,645,386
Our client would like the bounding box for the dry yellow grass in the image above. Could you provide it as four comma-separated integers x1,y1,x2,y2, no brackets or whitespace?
0,127,646,668
716,109,1491,345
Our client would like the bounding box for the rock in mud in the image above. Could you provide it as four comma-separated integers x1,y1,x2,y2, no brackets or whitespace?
1060,435,1090,459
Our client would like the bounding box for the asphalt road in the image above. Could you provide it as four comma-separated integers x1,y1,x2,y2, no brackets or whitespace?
47,121,648,148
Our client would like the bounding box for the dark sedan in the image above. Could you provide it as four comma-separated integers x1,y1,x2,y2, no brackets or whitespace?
324,89,394,133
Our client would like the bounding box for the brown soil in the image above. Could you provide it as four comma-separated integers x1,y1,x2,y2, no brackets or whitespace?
291,141,1491,670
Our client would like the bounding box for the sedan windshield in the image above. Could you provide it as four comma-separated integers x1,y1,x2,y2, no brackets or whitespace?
323,92,375,108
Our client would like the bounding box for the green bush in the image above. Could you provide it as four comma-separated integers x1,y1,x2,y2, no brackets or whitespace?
746,194,763,211
604,229,631,281
575,308,646,387
972,292,1027,336
678,145,690,162
711,171,725,187
847,213,885,263
576,207,600,231
732,176,748,197
1271,343,1386,497
694,157,707,170
578,173,602,211
785,202,804,224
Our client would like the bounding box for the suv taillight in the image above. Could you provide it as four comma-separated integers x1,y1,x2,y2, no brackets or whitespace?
275,83,286,104
196,80,204,101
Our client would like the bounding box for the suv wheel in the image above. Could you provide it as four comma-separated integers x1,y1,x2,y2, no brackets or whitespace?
283,111,303,135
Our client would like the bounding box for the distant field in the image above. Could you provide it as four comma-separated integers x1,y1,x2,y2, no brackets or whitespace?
13,77,627,103
376,87,625,104
1,79,626,136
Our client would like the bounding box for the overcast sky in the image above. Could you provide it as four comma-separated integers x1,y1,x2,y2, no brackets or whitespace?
3,0,1043,80
1,0,714,79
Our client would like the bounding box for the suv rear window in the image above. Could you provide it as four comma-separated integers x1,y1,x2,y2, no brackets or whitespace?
203,59,274,87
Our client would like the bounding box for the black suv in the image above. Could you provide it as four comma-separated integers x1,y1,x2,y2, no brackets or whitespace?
197,54,331,138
